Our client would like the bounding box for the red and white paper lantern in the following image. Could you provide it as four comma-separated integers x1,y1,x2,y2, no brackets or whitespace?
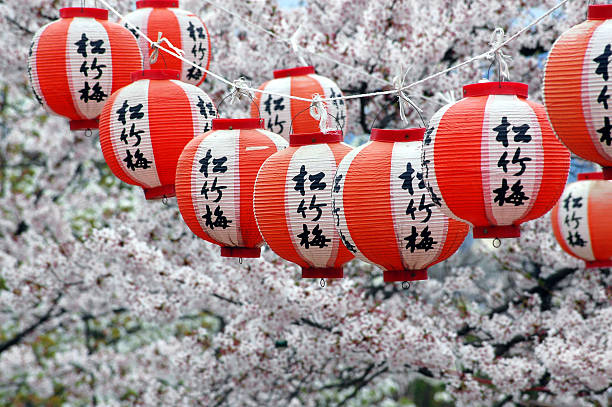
254,131,354,278
175,118,287,257
28,8,142,130
99,69,216,200
121,0,211,87
250,66,347,140
544,4,612,179
422,82,570,239
551,172,612,269
332,128,469,282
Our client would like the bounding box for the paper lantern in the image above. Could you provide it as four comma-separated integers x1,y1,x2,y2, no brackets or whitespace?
99,69,216,200
121,0,211,87
250,66,347,140
551,172,612,268
422,81,570,239
254,131,354,278
544,4,612,179
332,128,469,282
175,118,288,257
27,8,142,130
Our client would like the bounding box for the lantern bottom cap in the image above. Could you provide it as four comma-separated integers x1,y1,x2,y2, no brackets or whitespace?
603,167,612,180
220,247,261,258
143,184,176,200
301,267,343,279
473,225,521,239
383,269,428,282
585,259,612,269
70,119,99,131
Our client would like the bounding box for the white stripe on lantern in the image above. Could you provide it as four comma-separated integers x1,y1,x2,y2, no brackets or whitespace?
332,143,375,266
192,131,241,246
481,95,542,226
66,17,113,119
122,8,153,69
582,19,612,163
169,80,212,135
254,129,287,152
390,141,446,270
556,181,595,261
317,75,347,131
259,77,292,138
109,80,161,188
285,144,338,268
422,103,460,223
28,23,51,113
177,11,208,86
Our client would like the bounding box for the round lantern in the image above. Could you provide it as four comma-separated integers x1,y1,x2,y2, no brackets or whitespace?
551,172,612,268
250,66,347,140
99,69,217,200
175,118,288,257
544,4,612,179
254,131,354,278
121,0,211,87
28,8,142,130
332,128,470,282
422,81,570,239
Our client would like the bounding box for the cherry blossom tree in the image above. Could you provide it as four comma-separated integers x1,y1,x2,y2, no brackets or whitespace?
0,0,610,406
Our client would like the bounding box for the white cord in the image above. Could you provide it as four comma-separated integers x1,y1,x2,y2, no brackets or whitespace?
97,0,572,104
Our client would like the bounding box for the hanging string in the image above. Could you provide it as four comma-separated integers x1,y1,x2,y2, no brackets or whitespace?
150,32,185,64
486,28,512,82
392,66,426,127
309,93,330,132
228,77,254,104
289,24,309,67
96,0,572,104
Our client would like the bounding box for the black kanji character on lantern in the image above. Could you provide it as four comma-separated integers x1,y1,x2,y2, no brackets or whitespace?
299,195,327,221
564,211,582,229
267,115,286,134
213,156,228,174
493,116,511,148
493,179,529,206
399,162,424,195
293,165,308,196
340,233,357,253
124,149,152,171
498,148,532,176
79,82,107,103
418,194,434,223
197,96,216,119
404,226,437,253
428,185,442,207
572,196,583,209
567,230,586,247
120,123,144,147
297,224,311,248
406,198,417,220
126,25,140,39
333,174,343,193
594,44,612,81
90,39,106,55
187,66,203,81
497,151,510,173
309,171,327,191
187,22,197,41
116,100,129,125
332,205,341,226
263,95,274,115
201,177,227,203
199,150,213,177
597,116,612,146
599,85,610,110
191,42,207,60
129,103,144,121
512,124,532,143
297,224,331,249
273,98,285,112
196,26,206,39
75,33,89,57
563,193,573,211
79,58,106,79
424,127,434,146
202,205,232,230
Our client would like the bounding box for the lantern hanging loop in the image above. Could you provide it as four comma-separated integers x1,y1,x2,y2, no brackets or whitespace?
84,129,93,138
393,66,426,127
289,24,309,67
402,281,411,290
319,278,326,288
485,28,512,82
150,32,185,65
162,196,169,206
229,77,254,105
239,258,243,265
492,238,502,248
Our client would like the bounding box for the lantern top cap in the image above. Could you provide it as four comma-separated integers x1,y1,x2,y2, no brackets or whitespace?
577,172,605,181
273,66,316,79
370,128,425,142
212,118,264,130
290,130,343,146
60,7,108,20
463,81,528,98
131,69,180,82
136,0,179,8
588,5,612,20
